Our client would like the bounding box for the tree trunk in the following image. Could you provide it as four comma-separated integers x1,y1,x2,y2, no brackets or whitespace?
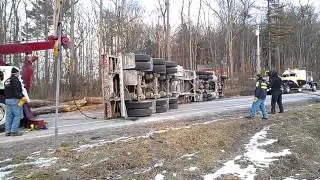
188,0,192,69
165,0,170,59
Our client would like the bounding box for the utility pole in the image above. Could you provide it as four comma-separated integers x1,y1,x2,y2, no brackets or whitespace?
256,27,261,74
267,0,272,70
53,0,64,150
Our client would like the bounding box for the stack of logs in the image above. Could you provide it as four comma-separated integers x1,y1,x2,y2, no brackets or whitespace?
30,97,103,116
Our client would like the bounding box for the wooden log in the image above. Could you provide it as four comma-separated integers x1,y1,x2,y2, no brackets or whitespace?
31,101,87,116
84,97,103,105
28,99,54,108
62,99,87,106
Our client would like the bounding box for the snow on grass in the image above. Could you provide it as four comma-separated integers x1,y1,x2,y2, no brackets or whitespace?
155,174,164,180
180,152,199,159
284,177,298,180
75,117,243,152
184,167,199,171
0,159,12,164
204,126,291,180
154,160,164,168
0,157,58,179
0,170,13,179
58,168,69,172
81,163,92,168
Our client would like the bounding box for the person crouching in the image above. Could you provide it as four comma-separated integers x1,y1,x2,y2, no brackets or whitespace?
247,74,268,120
4,67,25,136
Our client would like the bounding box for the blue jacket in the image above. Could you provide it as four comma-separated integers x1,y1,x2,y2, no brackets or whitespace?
255,78,267,100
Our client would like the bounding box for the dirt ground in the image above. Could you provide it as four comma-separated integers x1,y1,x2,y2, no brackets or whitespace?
1,101,320,179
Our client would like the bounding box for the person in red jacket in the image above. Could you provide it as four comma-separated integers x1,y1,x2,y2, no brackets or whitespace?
0,58,8,66
22,55,38,92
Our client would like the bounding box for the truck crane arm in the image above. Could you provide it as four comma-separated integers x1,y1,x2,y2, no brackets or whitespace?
0,35,69,55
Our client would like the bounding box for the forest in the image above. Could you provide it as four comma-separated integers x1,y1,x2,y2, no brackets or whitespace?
0,0,319,99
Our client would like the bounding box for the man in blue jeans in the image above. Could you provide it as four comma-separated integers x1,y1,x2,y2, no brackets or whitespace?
247,74,268,120
4,67,24,136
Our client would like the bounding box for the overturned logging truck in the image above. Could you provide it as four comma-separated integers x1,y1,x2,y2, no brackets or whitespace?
101,53,227,119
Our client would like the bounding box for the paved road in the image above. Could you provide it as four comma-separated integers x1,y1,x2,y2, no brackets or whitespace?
0,92,318,144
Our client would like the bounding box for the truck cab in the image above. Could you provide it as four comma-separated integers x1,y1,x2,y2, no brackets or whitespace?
281,69,317,92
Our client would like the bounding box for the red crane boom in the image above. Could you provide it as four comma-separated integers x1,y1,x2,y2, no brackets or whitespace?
0,40,56,55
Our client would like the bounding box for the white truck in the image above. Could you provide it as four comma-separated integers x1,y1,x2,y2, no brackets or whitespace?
281,69,317,93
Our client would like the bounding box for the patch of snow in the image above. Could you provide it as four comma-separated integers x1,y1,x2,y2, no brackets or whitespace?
81,163,92,168
179,152,199,159
58,168,69,172
31,151,41,155
0,159,12,164
220,149,225,153
0,157,58,178
284,178,297,180
185,167,199,171
155,174,164,180
98,158,109,164
203,126,291,180
154,160,164,168
32,157,58,168
234,155,242,160
162,170,167,174
74,117,243,152
135,167,152,174
0,171,13,179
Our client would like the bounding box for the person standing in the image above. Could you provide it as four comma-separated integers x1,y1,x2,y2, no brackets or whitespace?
22,54,37,92
4,67,24,136
247,74,268,120
269,69,284,114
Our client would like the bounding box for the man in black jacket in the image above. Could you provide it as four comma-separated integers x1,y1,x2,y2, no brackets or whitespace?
269,69,284,114
4,67,24,136
247,74,268,120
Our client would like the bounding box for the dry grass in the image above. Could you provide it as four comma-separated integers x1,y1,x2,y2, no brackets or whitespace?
256,104,320,179
8,116,264,179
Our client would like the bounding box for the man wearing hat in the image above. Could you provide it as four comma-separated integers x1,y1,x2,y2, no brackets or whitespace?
247,74,268,120
4,67,25,136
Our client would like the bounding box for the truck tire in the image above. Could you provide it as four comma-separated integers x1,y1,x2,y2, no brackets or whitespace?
156,99,168,106
127,108,152,117
284,84,290,94
312,83,317,92
207,97,214,101
156,106,167,113
169,103,178,109
126,101,152,109
135,62,152,71
135,54,151,62
153,65,166,74
159,75,166,81
165,61,177,67
153,58,165,65
198,75,208,80
0,103,6,131
196,71,206,75
166,67,177,74
169,97,178,104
